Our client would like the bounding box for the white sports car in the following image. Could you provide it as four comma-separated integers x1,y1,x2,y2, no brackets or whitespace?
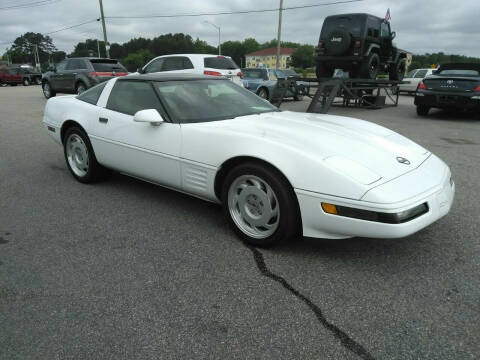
43,73,455,247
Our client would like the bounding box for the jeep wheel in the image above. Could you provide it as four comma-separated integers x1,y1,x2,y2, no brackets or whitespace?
359,53,380,80
316,62,333,79
390,58,406,81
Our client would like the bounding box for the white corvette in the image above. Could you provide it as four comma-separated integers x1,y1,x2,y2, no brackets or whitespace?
43,74,454,247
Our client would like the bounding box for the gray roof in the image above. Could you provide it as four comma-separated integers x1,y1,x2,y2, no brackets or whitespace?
119,73,226,82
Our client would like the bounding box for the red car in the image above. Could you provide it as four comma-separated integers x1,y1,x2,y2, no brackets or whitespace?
0,67,23,86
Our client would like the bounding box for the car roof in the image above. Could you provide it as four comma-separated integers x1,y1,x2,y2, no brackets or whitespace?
119,73,227,82
151,54,231,59
325,13,382,21
65,57,119,61
438,63,480,72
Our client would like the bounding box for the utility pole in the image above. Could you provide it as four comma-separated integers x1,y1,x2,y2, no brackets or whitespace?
98,0,110,58
34,45,40,71
97,39,101,58
204,21,221,55
275,0,283,69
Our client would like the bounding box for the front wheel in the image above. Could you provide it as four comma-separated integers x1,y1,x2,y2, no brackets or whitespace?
35,77,42,85
63,126,109,183
42,82,56,99
23,78,30,86
416,105,430,116
76,82,86,94
222,162,300,247
389,58,406,81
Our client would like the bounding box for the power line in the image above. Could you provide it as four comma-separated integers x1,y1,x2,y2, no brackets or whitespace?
0,0,60,11
105,0,364,19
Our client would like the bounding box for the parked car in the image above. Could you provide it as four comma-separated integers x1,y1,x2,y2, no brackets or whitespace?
0,67,23,86
316,13,407,80
42,73,454,247
242,68,305,101
137,54,243,87
415,63,480,116
15,66,43,85
41,57,128,99
398,68,436,94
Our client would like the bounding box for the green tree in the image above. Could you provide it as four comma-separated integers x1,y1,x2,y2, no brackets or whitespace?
193,38,217,54
122,49,154,72
71,39,107,58
8,32,56,66
291,45,315,68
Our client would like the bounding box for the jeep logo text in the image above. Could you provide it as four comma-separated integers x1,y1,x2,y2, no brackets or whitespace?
330,37,343,42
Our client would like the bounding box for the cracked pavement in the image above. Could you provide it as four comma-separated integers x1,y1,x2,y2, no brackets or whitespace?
1,86,479,359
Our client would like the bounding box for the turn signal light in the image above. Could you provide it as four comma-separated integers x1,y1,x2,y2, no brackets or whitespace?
354,41,361,48
204,70,222,76
237,71,243,79
417,81,426,90
321,203,338,215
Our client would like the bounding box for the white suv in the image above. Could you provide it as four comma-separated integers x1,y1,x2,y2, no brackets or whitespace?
137,54,243,86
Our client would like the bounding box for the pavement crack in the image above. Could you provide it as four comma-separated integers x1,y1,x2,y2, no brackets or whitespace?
246,244,375,360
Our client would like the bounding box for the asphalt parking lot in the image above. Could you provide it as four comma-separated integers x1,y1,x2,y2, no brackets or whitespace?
1,85,479,360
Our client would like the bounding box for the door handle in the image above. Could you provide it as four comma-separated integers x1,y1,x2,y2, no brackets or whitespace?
99,117,108,123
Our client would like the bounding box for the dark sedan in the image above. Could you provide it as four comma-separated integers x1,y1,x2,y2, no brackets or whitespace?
415,63,480,116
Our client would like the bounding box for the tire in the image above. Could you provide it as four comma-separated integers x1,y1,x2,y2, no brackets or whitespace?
416,105,430,116
23,78,30,86
63,126,109,184
10,83,18,86
221,162,300,248
42,82,56,99
294,94,304,101
257,87,269,100
316,62,333,79
389,58,406,81
76,82,86,94
35,77,42,85
359,52,380,79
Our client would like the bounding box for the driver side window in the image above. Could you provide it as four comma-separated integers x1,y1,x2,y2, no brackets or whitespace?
56,60,67,71
380,23,390,38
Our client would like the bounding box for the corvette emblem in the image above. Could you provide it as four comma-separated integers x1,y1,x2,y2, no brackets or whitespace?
396,157,410,165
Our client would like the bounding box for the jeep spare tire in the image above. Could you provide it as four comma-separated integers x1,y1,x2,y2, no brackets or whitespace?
325,29,351,56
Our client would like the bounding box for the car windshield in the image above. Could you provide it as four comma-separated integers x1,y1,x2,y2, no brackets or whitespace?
90,59,127,72
242,69,266,79
154,79,279,123
438,69,479,77
204,56,239,70
321,16,364,38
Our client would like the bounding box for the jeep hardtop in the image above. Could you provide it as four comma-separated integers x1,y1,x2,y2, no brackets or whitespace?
316,13,407,81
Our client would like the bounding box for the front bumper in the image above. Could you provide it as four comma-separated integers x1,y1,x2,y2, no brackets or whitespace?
296,158,454,239
415,90,480,109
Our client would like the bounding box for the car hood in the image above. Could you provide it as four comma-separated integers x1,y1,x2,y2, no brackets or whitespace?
214,111,430,184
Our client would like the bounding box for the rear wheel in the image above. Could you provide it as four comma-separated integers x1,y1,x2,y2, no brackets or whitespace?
257,87,269,100
23,78,30,86
222,162,300,247
359,52,380,79
35,77,42,85
63,126,109,183
416,105,430,116
389,58,406,81
42,82,56,99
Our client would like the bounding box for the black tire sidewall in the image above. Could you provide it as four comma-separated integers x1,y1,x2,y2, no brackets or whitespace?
257,88,269,100
42,82,55,99
221,162,300,247
76,82,86,94
361,53,380,79
416,105,430,116
63,126,101,183
23,78,29,86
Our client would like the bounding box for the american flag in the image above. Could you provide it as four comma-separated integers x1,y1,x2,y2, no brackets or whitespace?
384,8,391,22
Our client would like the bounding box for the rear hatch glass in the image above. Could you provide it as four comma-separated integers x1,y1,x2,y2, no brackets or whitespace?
321,16,364,38
90,59,127,73
204,57,239,70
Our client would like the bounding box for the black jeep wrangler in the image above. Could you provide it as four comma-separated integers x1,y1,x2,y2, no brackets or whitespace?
316,13,407,81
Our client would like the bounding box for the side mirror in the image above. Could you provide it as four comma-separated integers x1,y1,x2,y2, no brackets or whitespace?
48,65,56,72
133,109,164,126
391,31,396,40
137,67,145,74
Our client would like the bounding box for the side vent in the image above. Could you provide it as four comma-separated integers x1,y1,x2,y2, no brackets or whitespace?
184,166,208,192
